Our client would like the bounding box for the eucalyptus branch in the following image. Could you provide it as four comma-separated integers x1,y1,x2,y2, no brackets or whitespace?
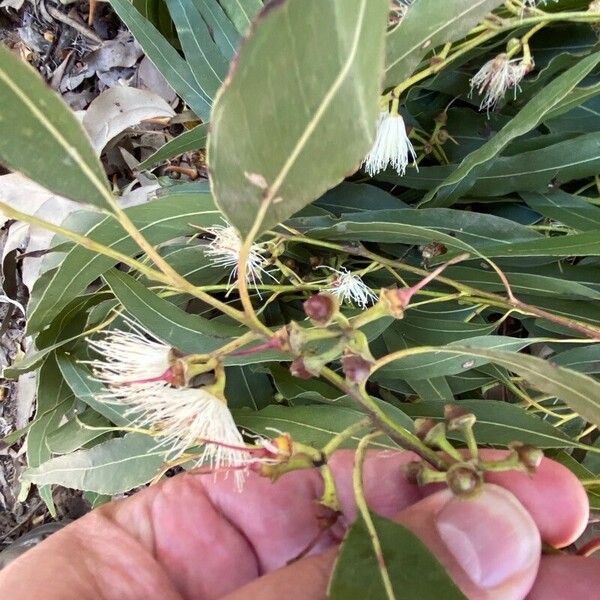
319,366,447,470
383,10,599,102
280,234,600,340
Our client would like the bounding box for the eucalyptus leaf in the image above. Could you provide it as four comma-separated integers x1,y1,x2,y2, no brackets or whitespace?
0,44,111,210
138,124,209,169
401,399,579,449
209,0,388,236
23,433,166,495
26,187,220,334
110,0,213,119
329,512,465,600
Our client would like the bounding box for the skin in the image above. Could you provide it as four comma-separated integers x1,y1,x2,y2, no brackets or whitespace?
0,449,597,599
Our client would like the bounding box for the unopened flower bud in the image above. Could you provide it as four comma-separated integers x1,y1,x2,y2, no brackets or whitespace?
303,293,338,326
446,463,483,498
404,461,424,484
510,442,544,473
341,354,372,384
414,418,438,441
444,405,477,431
290,357,315,380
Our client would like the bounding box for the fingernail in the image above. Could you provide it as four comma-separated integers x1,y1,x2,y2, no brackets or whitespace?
435,484,541,589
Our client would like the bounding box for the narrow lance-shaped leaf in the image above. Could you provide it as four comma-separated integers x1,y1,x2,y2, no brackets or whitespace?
166,0,229,100
440,347,600,427
421,51,600,207
138,123,209,169
110,0,213,120
209,0,389,237
0,44,111,210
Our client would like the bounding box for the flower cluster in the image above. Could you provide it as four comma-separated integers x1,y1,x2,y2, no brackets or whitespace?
87,324,250,487
470,54,530,112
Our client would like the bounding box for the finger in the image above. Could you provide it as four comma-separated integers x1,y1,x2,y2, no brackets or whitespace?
526,555,600,599
224,483,543,600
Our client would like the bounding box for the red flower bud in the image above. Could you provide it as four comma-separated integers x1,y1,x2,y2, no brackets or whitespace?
303,293,338,326
290,357,314,380
341,354,372,384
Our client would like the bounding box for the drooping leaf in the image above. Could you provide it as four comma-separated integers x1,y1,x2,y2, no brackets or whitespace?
218,0,263,33
103,269,241,352
0,44,111,210
166,0,229,99
329,512,465,600
436,347,600,426
209,0,389,237
26,354,74,515
57,355,130,426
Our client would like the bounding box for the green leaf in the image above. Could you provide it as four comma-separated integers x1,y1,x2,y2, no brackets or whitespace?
47,409,114,454
103,269,241,352
27,354,74,515
218,0,263,33
444,229,600,261
109,0,212,120
0,44,111,209
421,51,600,207
375,336,531,381
522,190,600,232
192,0,240,59
225,365,273,409
384,0,503,87
166,0,229,99
407,377,454,402
552,345,600,374
401,399,579,449
26,187,220,334
23,433,166,495
57,354,130,426
209,0,388,237
234,405,398,450
329,512,465,600
441,347,600,426
138,123,209,168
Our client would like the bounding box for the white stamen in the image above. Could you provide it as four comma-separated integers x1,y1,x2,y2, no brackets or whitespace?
323,267,378,309
363,110,418,177
203,222,274,289
87,327,250,488
470,54,528,112
86,324,172,387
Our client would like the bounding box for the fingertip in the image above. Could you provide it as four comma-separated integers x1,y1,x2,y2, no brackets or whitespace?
485,456,589,548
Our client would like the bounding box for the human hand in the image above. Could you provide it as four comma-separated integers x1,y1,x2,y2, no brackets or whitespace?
0,449,596,599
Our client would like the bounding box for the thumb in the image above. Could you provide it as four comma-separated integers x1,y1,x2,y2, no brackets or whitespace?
396,483,541,599
224,483,540,600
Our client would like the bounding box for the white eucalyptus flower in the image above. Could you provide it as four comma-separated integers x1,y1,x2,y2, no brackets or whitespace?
204,223,272,288
323,267,378,309
87,326,175,388
470,54,529,112
87,326,250,487
389,0,414,27
363,110,418,177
